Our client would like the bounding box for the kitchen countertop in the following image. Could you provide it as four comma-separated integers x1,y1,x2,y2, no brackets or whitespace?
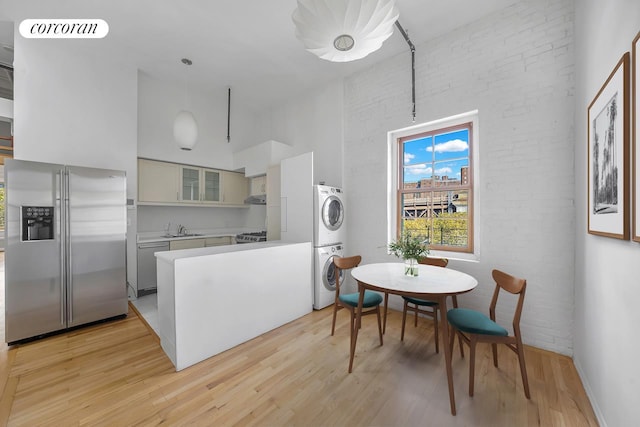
137,228,263,243
155,240,297,262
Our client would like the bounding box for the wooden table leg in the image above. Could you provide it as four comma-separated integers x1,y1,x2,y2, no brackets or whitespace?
349,283,365,373
439,295,456,415
383,292,389,334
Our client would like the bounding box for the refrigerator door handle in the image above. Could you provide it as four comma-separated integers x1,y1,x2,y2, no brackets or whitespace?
64,168,73,323
58,169,66,326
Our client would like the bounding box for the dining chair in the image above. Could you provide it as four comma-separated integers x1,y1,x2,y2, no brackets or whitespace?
447,269,530,398
330,255,384,372
398,256,449,353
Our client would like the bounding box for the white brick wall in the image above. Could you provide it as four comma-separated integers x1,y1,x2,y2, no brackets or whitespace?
344,0,575,354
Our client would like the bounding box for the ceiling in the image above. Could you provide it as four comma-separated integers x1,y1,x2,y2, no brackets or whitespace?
0,0,515,111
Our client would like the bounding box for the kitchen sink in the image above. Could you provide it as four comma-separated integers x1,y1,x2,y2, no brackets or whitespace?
163,233,204,238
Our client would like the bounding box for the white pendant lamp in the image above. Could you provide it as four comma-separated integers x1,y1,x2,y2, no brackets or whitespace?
174,58,198,151
173,110,198,151
292,0,399,62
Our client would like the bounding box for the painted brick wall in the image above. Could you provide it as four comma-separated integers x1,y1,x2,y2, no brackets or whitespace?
344,0,575,354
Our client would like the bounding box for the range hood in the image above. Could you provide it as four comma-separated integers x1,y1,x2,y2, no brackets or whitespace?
244,194,266,205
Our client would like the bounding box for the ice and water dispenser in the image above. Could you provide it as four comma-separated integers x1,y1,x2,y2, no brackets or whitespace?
21,206,54,241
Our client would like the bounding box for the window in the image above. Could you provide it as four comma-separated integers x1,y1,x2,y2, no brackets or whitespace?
393,115,476,255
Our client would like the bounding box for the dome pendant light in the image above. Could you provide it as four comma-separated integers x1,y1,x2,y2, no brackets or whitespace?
173,58,198,151
292,0,399,62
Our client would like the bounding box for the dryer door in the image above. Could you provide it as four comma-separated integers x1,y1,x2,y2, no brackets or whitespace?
322,255,344,291
321,196,344,231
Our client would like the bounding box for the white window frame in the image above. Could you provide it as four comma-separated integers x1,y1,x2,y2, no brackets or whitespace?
387,110,480,262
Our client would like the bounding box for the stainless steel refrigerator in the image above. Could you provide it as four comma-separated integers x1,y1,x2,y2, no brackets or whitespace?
4,159,128,344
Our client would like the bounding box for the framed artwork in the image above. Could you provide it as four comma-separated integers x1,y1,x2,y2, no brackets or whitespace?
587,52,630,239
633,31,640,242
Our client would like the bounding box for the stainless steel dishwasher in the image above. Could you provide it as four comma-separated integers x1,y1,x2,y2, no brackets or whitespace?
137,241,169,296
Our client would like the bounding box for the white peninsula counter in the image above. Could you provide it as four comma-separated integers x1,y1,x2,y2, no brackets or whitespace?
155,241,313,371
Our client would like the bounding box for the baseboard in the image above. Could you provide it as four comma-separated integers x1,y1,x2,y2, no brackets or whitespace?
573,356,607,427
127,301,160,343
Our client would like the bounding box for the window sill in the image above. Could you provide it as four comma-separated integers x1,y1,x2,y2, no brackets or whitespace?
428,249,479,263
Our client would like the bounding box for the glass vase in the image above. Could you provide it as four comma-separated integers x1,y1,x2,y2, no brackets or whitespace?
404,258,419,276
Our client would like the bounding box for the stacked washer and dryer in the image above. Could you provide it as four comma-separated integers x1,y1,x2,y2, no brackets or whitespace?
313,185,346,310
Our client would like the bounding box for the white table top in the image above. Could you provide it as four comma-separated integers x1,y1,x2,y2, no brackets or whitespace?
351,262,478,296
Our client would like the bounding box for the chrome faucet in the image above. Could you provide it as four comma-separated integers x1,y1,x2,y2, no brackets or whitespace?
177,224,187,235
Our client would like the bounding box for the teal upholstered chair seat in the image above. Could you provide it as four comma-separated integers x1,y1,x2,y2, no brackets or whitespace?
447,308,508,336
402,296,437,307
446,269,530,399
339,291,383,308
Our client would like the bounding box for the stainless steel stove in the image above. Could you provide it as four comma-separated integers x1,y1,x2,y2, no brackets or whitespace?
235,231,267,243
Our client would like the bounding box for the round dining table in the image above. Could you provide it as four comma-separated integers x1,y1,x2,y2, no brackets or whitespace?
350,262,478,416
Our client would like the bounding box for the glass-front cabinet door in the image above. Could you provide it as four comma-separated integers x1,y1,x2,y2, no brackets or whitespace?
202,169,221,202
180,166,200,202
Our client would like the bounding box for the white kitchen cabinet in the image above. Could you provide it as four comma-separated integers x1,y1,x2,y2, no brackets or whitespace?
180,166,200,202
180,166,221,203
202,169,222,202
266,164,281,241
280,152,313,243
138,159,180,203
221,171,249,205
138,158,247,207
170,238,206,250
250,175,267,196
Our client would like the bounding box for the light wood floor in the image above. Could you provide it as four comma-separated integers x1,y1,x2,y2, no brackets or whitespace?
0,296,597,426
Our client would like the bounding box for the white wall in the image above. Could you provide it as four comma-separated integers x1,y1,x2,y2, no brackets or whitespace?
12,38,137,188
11,31,139,290
137,205,266,233
137,73,265,234
138,72,257,170
253,79,344,187
343,0,576,354
574,1,640,425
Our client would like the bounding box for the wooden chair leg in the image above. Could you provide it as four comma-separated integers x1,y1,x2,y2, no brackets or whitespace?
383,292,389,334
516,339,531,399
376,306,384,346
331,302,339,336
492,343,499,367
458,336,465,358
349,310,356,347
449,325,456,356
433,307,439,354
469,336,477,397
401,300,409,341
348,310,357,373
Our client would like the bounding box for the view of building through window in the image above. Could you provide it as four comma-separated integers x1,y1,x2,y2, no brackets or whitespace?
398,122,473,253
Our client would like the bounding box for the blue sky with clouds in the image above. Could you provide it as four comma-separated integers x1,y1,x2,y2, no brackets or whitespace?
403,128,469,184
